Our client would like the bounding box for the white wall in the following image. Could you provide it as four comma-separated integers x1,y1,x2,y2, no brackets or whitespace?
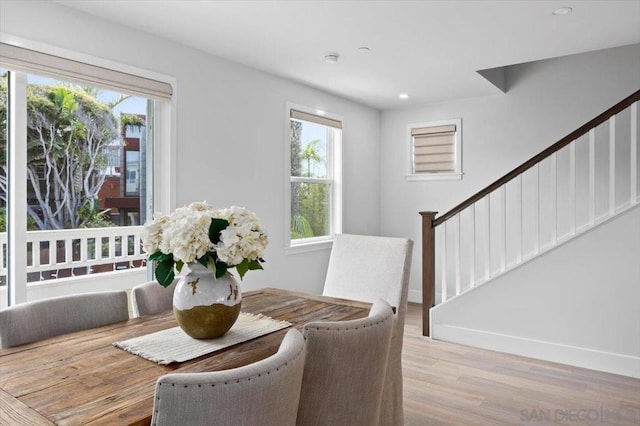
431,204,640,378
380,44,640,303
2,2,637,312
0,1,381,295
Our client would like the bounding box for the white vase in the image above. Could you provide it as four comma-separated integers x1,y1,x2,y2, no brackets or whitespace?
173,262,242,339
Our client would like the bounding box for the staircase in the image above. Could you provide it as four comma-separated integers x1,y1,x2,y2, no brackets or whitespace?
419,91,640,376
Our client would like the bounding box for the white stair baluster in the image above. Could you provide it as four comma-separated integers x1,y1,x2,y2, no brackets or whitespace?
500,185,506,272
569,142,576,235
517,174,523,263
550,152,557,246
470,204,476,288
589,129,596,225
441,222,447,303
609,116,616,216
535,164,540,255
455,214,461,296
631,102,637,204
485,195,491,281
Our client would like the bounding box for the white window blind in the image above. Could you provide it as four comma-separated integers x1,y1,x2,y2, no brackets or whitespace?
0,42,172,101
290,109,342,129
412,124,456,173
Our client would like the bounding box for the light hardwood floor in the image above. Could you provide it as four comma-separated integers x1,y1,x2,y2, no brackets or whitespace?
402,303,640,425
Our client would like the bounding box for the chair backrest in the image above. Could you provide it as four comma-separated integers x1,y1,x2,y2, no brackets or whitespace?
322,234,413,426
151,328,306,426
0,291,129,348
323,233,413,319
131,279,178,317
296,299,394,426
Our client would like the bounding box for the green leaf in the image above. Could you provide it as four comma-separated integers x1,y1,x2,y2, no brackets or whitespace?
208,218,230,244
198,252,216,277
149,251,171,262
214,261,228,279
155,260,175,287
175,260,184,273
236,259,250,279
247,259,264,271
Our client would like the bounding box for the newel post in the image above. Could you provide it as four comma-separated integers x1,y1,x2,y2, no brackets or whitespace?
419,211,437,337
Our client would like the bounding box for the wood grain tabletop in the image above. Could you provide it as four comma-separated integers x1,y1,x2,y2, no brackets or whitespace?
0,288,370,426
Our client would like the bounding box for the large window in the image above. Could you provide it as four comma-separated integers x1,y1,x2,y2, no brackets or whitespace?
0,42,173,306
288,105,342,249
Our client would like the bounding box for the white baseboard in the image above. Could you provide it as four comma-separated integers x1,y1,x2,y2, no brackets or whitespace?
408,289,443,306
408,288,422,304
433,324,640,379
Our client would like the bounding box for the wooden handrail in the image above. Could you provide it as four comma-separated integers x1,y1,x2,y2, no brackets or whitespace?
420,211,437,337
432,90,640,227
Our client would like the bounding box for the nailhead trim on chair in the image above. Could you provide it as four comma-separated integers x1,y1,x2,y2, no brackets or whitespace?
303,310,393,338
153,339,304,425
155,344,304,403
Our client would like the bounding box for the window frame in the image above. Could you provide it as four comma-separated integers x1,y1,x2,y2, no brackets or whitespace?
406,118,463,181
285,102,342,254
125,150,141,197
0,36,177,305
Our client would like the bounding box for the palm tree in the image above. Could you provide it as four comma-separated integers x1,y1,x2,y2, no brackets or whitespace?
301,139,321,177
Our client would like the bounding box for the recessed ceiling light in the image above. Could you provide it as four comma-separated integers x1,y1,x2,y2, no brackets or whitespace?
324,52,340,63
552,6,572,16
357,47,370,53
399,93,409,99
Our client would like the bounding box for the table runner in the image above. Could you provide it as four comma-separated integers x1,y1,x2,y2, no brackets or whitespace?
113,312,291,364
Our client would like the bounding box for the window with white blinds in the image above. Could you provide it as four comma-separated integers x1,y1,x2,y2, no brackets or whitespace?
408,119,462,181
0,42,173,101
290,109,342,130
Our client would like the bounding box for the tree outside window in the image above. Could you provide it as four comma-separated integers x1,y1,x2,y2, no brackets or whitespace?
289,108,341,244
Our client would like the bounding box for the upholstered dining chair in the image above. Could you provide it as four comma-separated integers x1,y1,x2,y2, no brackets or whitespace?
151,328,306,426
0,290,129,348
131,279,178,317
296,298,395,426
322,233,413,426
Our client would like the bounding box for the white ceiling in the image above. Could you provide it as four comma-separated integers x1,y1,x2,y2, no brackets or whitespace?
54,0,640,110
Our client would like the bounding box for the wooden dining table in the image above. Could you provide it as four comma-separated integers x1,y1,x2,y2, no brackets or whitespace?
0,287,371,426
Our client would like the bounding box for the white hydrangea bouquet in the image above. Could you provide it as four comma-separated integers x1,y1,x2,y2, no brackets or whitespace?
141,202,268,286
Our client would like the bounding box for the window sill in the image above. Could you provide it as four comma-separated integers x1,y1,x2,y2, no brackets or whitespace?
285,238,333,255
406,172,463,182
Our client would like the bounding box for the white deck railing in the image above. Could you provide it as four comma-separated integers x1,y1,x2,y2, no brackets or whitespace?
0,226,147,282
